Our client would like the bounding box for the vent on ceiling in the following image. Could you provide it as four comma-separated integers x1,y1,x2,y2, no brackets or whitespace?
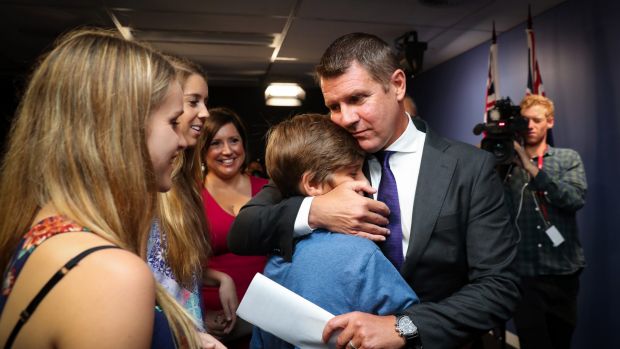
132,30,278,46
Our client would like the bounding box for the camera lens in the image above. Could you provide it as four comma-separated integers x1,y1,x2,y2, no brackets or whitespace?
492,142,506,156
481,138,513,164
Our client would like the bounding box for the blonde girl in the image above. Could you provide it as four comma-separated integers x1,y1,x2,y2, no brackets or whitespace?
0,29,203,349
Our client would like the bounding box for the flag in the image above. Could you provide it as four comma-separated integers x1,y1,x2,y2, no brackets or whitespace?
525,6,553,145
526,6,545,96
484,22,500,122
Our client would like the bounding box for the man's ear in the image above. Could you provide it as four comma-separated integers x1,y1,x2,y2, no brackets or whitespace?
300,171,325,197
547,117,555,129
391,69,407,101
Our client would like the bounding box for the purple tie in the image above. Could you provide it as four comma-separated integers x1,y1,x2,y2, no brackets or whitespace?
376,150,404,269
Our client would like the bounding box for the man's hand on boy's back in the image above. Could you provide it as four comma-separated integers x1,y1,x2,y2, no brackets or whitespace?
308,180,390,241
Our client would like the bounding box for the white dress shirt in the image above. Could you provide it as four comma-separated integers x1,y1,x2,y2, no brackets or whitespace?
367,115,425,255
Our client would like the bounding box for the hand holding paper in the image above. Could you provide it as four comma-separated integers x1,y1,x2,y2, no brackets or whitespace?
236,273,339,349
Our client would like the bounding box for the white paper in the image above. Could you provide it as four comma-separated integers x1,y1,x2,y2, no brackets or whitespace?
545,225,565,247
237,273,339,349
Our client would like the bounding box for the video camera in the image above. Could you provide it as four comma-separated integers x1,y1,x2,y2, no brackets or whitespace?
473,97,529,164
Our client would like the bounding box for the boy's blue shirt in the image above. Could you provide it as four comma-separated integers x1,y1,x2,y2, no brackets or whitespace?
251,229,419,349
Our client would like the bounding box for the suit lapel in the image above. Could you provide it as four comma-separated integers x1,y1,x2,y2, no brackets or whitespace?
401,126,456,274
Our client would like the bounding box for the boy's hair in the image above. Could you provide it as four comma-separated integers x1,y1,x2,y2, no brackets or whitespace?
520,94,555,120
315,32,400,91
265,114,365,197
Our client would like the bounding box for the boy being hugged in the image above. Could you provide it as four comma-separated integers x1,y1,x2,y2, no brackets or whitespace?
251,114,419,349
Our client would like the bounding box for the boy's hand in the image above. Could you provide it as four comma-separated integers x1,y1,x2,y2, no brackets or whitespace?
309,180,390,241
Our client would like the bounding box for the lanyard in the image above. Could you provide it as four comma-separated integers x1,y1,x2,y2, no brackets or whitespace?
537,154,544,170
535,144,548,170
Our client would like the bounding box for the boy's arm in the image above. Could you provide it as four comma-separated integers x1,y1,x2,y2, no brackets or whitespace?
322,248,416,349
228,181,303,260
357,249,419,315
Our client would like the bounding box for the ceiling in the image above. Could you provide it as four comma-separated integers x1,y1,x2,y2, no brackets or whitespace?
0,0,566,87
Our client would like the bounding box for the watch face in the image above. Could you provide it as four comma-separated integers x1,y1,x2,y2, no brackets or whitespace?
397,316,417,335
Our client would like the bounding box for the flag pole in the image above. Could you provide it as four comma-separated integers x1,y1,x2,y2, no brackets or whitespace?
484,21,499,122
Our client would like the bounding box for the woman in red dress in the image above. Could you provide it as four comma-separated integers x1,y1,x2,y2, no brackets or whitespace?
199,108,268,348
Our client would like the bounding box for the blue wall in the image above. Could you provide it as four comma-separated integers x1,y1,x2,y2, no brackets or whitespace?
412,0,620,347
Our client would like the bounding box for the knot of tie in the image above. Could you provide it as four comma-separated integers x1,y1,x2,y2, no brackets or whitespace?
375,150,395,169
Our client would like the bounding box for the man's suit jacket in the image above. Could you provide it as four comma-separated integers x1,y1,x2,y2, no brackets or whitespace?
228,118,520,349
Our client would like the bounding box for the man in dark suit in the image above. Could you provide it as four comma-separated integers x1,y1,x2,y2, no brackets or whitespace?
228,33,520,349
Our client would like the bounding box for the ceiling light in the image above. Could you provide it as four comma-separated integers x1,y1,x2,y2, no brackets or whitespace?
265,83,305,107
274,57,299,61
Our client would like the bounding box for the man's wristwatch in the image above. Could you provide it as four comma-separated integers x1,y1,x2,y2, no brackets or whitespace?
395,315,422,349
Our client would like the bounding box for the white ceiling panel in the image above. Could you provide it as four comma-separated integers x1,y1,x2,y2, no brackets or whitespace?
106,0,295,16
297,0,491,26
112,10,287,33
278,18,446,63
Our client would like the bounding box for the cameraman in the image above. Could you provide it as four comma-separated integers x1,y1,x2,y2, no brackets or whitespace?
504,95,587,349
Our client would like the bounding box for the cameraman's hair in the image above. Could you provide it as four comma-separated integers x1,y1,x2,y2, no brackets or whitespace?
520,94,555,120
265,114,365,197
316,33,400,91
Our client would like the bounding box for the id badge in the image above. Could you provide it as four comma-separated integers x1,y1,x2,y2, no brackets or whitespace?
545,225,565,247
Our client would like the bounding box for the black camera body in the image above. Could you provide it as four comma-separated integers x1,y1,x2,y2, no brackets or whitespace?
473,98,529,164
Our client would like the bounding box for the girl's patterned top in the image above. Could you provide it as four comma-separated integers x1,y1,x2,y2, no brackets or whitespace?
147,219,204,329
1,216,87,303
0,215,176,349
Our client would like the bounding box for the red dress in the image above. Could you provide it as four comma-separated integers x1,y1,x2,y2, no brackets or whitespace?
201,176,268,311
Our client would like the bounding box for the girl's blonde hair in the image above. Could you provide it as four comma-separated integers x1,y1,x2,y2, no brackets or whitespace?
157,55,210,289
0,28,199,348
